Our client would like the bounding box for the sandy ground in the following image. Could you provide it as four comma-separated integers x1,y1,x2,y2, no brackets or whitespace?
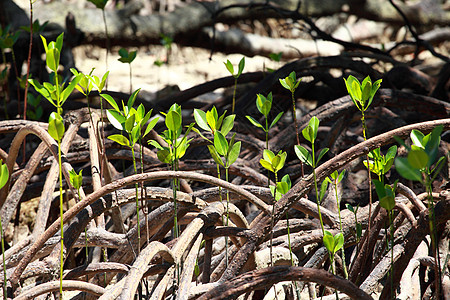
73,44,271,96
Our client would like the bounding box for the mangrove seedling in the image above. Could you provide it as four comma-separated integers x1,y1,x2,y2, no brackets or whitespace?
294,116,329,233
118,48,137,94
395,125,446,297
246,92,284,150
0,160,9,299
224,57,245,114
279,71,301,146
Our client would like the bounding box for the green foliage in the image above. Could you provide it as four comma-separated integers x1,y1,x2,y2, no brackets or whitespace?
260,149,287,174
48,112,65,142
270,174,291,201
160,33,173,50
323,231,344,255
0,25,20,50
364,146,397,179
395,125,444,182
246,92,283,133
373,180,398,211
0,160,9,190
269,52,282,62
118,48,137,64
87,0,108,9
343,75,382,112
294,116,329,168
26,94,43,120
69,169,83,190
149,104,193,166
279,71,301,93
224,57,245,79
346,204,362,241
20,20,49,34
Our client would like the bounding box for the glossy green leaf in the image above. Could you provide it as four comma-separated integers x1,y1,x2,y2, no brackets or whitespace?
333,233,344,253
69,169,83,190
237,57,245,77
346,204,354,213
124,114,136,133
410,129,425,149
323,231,334,253
148,140,163,150
221,115,235,136
101,93,120,112
165,110,182,132
395,157,422,181
294,145,312,167
263,149,275,163
320,180,329,201
302,126,313,143
224,60,234,75
194,109,209,132
143,117,159,137
227,141,241,167
60,74,82,105
260,159,274,173
106,109,126,131
0,161,9,190
108,134,130,147
317,148,329,165
214,131,228,156
246,116,264,130
408,149,428,170
208,145,224,167
48,112,65,141
206,110,216,131
269,111,283,129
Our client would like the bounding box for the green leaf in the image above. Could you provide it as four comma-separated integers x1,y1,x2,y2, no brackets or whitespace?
148,140,164,150
294,145,312,167
227,141,241,167
309,116,319,142
346,204,354,213
356,223,362,239
320,180,329,201
69,169,83,190
124,114,136,133
208,145,224,167
395,157,422,181
263,149,275,163
302,126,313,143
165,110,182,132
246,116,265,130
108,134,130,147
224,60,234,75
323,231,334,253
194,109,209,132
60,74,82,105
206,110,216,132
385,145,397,162
101,93,120,112
237,57,245,77
143,117,158,137
407,149,428,170
214,131,228,156
317,148,329,165
373,179,386,200
221,115,235,136
279,78,291,91
260,159,274,173
106,109,126,131
29,78,53,104
269,111,283,129
0,161,9,190
127,88,141,112
410,129,425,149
48,112,65,141
333,233,344,253
274,151,287,172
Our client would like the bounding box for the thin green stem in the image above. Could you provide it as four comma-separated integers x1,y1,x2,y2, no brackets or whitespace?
232,78,237,114
312,142,325,234
334,182,348,279
57,140,64,297
131,147,140,254
225,166,230,268
101,9,109,74
291,91,299,146
0,216,7,299
389,210,394,299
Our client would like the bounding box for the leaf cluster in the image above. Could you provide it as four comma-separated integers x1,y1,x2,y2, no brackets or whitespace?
294,116,328,168
246,92,283,133
224,57,245,79
344,75,382,112
279,71,301,93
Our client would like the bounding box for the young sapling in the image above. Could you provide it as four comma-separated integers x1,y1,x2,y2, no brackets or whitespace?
0,161,9,299
279,71,301,146
224,57,245,114
118,48,137,94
